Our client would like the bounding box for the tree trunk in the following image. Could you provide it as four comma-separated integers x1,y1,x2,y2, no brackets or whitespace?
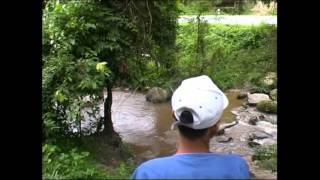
196,14,201,57
196,13,207,73
102,81,116,135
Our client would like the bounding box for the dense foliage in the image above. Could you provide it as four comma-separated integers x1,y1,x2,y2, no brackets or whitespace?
176,21,277,91
43,0,178,178
177,0,277,15
43,0,179,137
252,145,277,172
43,143,134,179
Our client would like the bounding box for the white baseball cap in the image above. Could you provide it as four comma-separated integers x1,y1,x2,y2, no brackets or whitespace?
171,75,229,130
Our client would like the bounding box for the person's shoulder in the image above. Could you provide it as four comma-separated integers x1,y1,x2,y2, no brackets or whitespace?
208,153,248,169
212,153,246,160
220,153,248,164
210,153,250,178
131,156,176,179
138,155,176,168
230,154,247,163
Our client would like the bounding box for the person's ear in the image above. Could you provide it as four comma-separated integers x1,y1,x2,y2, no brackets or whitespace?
172,111,177,121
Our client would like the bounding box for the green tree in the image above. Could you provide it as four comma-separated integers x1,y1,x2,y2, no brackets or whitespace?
43,0,179,138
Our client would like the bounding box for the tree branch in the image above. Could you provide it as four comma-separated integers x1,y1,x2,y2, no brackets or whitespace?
146,0,152,34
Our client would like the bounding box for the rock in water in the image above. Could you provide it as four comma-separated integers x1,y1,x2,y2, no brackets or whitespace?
256,100,277,114
237,92,248,99
249,116,258,125
145,87,169,103
249,132,270,141
217,129,225,135
248,141,261,147
216,136,232,143
256,121,277,137
219,121,238,130
247,93,270,105
270,89,277,101
253,138,277,146
263,72,277,88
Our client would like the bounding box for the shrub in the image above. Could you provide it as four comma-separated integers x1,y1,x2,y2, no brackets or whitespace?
176,23,277,91
252,144,277,172
43,144,111,179
43,143,135,179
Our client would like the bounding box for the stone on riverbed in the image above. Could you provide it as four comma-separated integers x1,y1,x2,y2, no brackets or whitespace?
249,116,258,125
256,100,277,114
237,92,248,99
216,135,233,143
217,129,225,135
218,121,238,135
247,93,270,105
263,72,277,88
248,141,261,147
145,87,169,103
253,138,277,146
256,121,277,137
249,132,271,141
270,89,277,101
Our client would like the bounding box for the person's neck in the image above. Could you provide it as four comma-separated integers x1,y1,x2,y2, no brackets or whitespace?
176,136,211,154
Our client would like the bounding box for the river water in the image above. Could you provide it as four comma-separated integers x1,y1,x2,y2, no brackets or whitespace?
110,90,244,161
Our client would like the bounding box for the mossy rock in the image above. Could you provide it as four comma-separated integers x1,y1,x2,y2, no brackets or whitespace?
263,72,277,88
237,92,247,99
145,87,169,103
270,89,277,100
256,100,277,114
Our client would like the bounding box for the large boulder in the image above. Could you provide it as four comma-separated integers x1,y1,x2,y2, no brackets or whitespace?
145,87,169,103
270,89,277,101
256,100,277,114
256,121,277,137
247,93,270,105
263,72,277,88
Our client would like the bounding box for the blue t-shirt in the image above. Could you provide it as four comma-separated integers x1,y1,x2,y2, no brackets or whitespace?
131,153,250,179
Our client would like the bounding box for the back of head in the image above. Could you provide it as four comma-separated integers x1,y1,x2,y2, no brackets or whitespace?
171,75,229,139
177,110,209,139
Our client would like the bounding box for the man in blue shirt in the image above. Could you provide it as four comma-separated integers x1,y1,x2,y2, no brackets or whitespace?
131,75,250,179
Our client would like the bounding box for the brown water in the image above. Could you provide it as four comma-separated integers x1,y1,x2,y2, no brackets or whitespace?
111,90,244,161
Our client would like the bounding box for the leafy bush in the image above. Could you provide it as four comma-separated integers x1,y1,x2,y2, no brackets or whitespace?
252,145,277,172
42,0,179,179
176,22,277,91
43,143,135,179
43,144,111,179
113,160,135,179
